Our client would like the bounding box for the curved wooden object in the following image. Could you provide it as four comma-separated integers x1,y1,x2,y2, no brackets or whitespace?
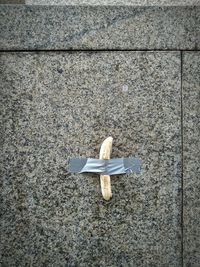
99,137,113,200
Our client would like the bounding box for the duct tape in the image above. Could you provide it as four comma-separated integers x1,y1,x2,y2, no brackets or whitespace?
68,157,140,175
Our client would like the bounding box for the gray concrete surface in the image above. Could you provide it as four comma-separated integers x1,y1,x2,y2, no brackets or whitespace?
0,6,199,50
183,52,200,267
0,51,182,266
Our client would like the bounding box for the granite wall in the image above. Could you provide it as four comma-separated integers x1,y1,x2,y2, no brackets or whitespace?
0,4,199,267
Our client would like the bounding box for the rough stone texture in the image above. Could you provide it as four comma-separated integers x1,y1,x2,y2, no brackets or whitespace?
1,0,200,4
25,0,200,5
0,51,181,266
0,0,24,3
197,8,200,49
183,52,200,267
0,6,198,50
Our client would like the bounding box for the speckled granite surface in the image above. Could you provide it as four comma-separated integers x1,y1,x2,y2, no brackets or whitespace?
1,0,200,5
0,0,24,3
25,0,200,5
183,52,200,267
0,52,181,266
0,6,199,50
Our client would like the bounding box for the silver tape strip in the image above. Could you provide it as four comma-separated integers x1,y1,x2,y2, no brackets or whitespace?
68,157,140,175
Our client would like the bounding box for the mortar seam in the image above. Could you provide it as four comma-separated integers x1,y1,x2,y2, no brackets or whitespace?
0,49,200,52
180,50,184,267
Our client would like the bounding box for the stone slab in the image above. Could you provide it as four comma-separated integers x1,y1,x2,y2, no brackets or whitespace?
0,0,24,3
25,0,200,6
183,52,200,267
197,8,200,49
0,51,181,266
0,6,198,50
1,0,200,5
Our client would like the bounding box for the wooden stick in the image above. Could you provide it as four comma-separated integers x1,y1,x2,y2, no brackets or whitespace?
99,137,113,200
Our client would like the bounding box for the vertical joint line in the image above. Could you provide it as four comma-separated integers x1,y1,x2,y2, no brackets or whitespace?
180,51,184,267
